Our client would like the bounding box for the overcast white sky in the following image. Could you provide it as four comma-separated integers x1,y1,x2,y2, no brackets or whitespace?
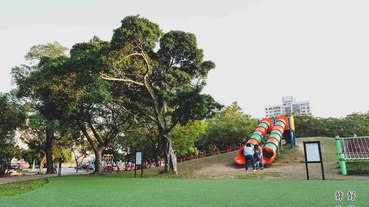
1,0,368,118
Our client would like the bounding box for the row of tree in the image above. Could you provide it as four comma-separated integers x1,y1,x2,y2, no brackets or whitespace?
2,15,223,175
294,113,369,138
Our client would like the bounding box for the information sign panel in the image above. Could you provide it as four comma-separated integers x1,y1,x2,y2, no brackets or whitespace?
305,142,321,162
303,141,325,180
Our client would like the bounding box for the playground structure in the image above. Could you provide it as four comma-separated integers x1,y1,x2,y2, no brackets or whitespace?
335,135,369,175
234,115,296,166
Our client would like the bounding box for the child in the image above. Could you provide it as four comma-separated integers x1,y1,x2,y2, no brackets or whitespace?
254,144,264,170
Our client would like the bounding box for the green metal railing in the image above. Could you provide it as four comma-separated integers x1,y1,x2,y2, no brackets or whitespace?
335,136,369,175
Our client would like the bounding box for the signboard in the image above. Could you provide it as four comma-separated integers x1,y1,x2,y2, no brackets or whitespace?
303,141,325,180
134,150,143,178
305,142,321,162
135,151,142,165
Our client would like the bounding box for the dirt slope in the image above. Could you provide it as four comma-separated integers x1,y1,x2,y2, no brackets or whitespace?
186,137,369,180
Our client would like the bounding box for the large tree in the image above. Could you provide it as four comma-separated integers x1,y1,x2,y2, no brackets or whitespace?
19,113,49,174
13,38,137,174
37,37,136,173
0,93,26,177
102,16,220,173
12,42,68,174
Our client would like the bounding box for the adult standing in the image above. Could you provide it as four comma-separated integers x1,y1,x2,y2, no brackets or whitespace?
243,143,256,172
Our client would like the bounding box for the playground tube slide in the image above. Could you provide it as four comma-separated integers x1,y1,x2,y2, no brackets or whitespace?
234,118,272,165
262,116,289,165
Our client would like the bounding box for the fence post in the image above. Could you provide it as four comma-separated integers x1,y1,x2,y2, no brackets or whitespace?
335,136,347,175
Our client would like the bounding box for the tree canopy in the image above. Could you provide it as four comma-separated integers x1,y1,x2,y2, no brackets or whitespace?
196,102,257,152
102,15,221,173
294,113,369,137
0,93,26,177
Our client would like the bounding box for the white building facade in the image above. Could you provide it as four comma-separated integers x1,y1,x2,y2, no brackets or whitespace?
265,96,311,118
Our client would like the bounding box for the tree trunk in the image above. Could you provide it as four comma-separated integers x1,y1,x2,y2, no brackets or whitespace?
162,134,177,174
77,122,104,174
45,127,54,174
93,148,104,174
168,141,178,174
151,137,160,163
32,159,35,171
58,161,62,177
74,156,79,173
39,152,46,174
0,161,7,177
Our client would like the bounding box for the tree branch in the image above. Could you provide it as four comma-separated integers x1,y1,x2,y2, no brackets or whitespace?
167,114,184,133
86,119,103,145
77,122,96,150
101,74,144,86
114,52,143,66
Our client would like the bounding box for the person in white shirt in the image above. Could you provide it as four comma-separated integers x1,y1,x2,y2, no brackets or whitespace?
243,143,256,172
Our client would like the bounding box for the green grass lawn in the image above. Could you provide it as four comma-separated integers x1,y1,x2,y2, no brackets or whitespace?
0,179,47,200
347,161,369,175
1,176,368,207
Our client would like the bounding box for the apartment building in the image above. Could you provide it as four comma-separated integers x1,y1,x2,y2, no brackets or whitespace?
265,104,283,118
265,96,311,118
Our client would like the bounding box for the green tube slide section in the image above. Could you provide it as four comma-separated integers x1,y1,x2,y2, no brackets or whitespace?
263,116,288,165
251,133,263,143
247,118,272,146
265,142,278,151
269,132,282,141
258,122,269,130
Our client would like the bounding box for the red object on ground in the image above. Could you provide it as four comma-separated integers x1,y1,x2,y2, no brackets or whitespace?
234,147,246,165
262,146,277,165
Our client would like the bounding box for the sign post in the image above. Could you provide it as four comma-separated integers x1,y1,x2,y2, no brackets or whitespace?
134,150,143,178
303,141,325,180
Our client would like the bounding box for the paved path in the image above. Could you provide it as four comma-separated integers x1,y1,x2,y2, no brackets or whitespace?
0,169,89,184
0,174,58,184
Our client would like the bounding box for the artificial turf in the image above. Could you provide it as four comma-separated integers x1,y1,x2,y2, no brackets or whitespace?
0,176,368,207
